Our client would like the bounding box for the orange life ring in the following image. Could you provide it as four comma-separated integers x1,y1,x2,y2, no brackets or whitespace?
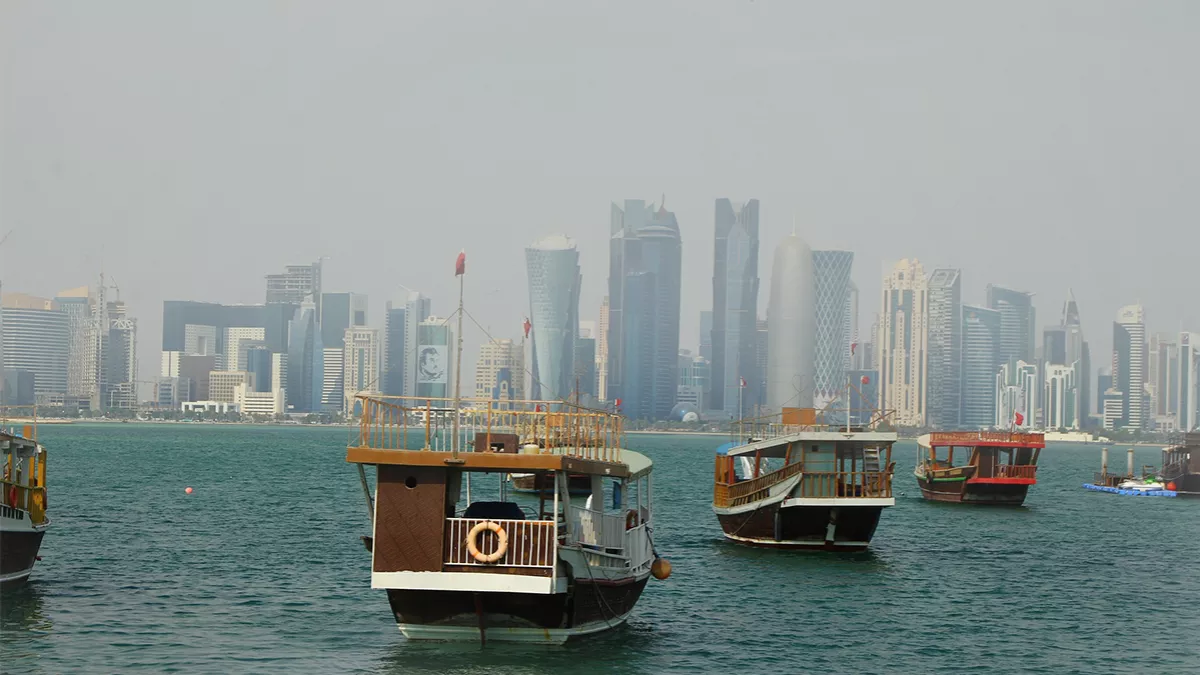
466,521,508,563
625,510,638,530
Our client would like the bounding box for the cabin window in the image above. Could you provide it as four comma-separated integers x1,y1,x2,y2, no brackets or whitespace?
404,475,418,489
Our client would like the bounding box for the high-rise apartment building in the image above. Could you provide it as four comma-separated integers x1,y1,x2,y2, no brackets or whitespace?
1112,304,1147,430
961,305,1001,429
676,349,711,412
104,300,138,409
926,268,962,429
1043,363,1077,429
878,259,929,427
1179,333,1200,431
709,198,761,418
342,327,380,413
475,339,524,403
209,370,252,403
766,235,816,412
811,250,853,410
986,285,1036,365
526,235,581,402
607,199,682,421
266,260,322,315
224,326,266,372
54,287,99,403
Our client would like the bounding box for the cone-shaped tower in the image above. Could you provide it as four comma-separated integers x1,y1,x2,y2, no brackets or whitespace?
766,234,816,412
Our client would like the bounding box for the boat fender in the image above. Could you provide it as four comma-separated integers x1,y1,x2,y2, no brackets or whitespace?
625,510,638,530
651,557,672,580
467,521,509,564
6,485,15,508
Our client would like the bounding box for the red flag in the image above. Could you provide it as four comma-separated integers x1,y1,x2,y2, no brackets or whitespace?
739,377,747,388
1014,411,1024,426
523,317,531,338
861,375,870,385
850,341,858,356
455,250,466,276
614,398,622,409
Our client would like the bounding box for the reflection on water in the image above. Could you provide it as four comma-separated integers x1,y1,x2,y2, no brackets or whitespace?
709,536,890,572
1,579,52,661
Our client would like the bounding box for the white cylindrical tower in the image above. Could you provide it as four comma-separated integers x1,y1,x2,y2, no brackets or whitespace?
766,234,816,412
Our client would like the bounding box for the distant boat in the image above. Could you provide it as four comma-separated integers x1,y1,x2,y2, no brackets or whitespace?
914,431,1043,505
712,406,897,551
1160,432,1200,498
1,422,50,585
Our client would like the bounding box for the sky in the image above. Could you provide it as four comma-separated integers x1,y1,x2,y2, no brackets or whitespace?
2,1,1198,394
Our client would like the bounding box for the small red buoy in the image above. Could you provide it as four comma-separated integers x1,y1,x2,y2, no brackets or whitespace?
1166,481,1177,491
185,487,194,494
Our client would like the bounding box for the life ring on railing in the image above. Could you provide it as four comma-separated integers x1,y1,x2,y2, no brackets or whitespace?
466,521,508,563
625,510,638,530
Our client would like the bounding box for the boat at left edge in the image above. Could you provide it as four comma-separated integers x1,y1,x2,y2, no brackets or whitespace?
1,414,50,586
347,394,671,645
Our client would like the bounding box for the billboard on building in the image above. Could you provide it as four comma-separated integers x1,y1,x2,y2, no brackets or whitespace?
417,345,448,384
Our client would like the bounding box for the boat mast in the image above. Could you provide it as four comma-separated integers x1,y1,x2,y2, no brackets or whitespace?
452,251,466,457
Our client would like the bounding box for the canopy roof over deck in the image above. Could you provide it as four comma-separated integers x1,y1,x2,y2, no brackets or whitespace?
719,431,898,458
346,446,651,480
917,432,1045,450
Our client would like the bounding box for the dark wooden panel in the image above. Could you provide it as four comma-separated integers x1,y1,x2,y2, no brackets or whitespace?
373,466,447,573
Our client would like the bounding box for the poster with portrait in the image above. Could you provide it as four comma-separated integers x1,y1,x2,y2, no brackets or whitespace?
417,345,448,384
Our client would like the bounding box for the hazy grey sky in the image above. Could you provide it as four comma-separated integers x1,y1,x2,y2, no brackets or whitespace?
3,1,1198,389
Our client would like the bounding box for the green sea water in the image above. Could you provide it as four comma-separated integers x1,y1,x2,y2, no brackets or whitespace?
2,424,1199,674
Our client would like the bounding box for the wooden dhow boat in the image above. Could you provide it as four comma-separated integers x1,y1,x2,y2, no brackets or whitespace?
712,406,896,551
1160,432,1200,498
1,415,50,585
914,432,1043,505
347,395,669,644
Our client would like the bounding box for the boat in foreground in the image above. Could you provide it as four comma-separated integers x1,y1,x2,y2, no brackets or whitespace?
347,395,668,644
1,418,50,585
914,432,1043,505
712,406,896,551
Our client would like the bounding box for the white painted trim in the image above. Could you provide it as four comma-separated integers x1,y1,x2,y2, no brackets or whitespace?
722,531,871,548
726,431,898,456
398,612,631,644
0,566,34,583
711,475,802,515
781,497,895,508
371,571,561,594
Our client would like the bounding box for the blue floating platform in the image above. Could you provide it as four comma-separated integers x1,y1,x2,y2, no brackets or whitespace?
1082,483,1177,497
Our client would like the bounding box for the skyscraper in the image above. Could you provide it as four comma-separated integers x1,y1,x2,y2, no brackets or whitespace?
1060,289,1091,429
526,235,581,402
709,198,760,418
927,268,962,429
416,316,454,399
960,305,1001,428
597,296,609,402
699,311,713,362
104,300,138,409
986,285,1036,364
403,292,432,396
1043,363,1077,429
1179,332,1199,431
54,287,99,403
475,339,524,403
286,298,324,413
320,292,368,408
266,260,322,316
0,299,70,399
766,235,816,412
996,358,1038,428
1112,304,1147,430
811,250,853,409
607,200,682,421
342,327,380,412
878,259,929,427
224,327,266,372
573,335,597,400
382,302,406,396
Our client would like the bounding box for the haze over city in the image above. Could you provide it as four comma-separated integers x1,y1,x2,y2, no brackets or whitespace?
2,1,1198,405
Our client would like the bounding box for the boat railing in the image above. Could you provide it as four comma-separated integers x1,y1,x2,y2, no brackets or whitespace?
625,523,654,574
0,480,47,524
714,460,806,507
569,506,654,571
731,407,897,443
926,431,1045,446
995,464,1038,479
444,517,557,569
796,471,893,499
353,395,623,464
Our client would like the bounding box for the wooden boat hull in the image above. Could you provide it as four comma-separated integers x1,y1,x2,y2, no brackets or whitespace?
715,501,887,551
1163,472,1200,498
0,513,46,586
386,576,649,643
915,475,1032,505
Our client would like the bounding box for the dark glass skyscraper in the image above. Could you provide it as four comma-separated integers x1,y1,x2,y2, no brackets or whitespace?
383,304,406,396
986,285,1036,365
709,199,760,418
607,199,682,421
961,304,1001,428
